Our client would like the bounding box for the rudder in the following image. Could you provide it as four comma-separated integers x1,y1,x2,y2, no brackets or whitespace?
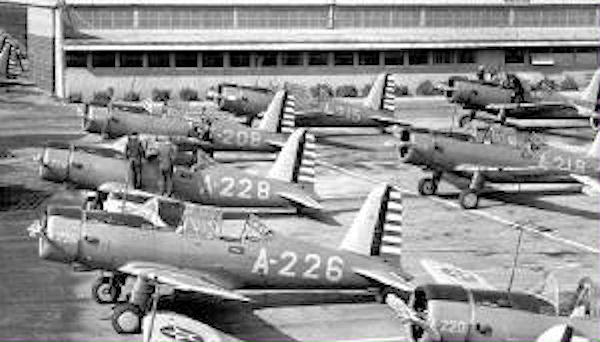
339,183,404,269
580,69,600,112
267,128,317,192
363,73,396,112
258,90,286,133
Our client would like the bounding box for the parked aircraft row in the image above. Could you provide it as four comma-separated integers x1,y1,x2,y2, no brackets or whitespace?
29,68,599,341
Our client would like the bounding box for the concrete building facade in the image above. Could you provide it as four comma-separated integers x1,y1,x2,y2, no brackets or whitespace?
2,0,599,99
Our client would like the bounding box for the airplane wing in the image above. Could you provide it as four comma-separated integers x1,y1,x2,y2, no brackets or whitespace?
421,259,496,290
277,191,323,210
486,102,568,111
119,261,251,302
453,164,542,173
369,115,412,127
143,311,225,342
352,268,414,292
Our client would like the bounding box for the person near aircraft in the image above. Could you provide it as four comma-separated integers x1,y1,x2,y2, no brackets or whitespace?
476,65,485,81
125,132,145,189
508,73,525,103
156,137,177,197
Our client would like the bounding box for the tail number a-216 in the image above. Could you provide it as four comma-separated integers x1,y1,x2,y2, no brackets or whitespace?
251,248,344,282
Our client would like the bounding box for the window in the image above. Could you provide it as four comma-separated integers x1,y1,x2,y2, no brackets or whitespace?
138,7,234,29
175,52,198,68
148,52,170,67
238,7,328,29
335,7,420,28
308,52,329,66
66,52,87,68
282,52,303,66
71,7,134,29
384,51,404,65
359,51,380,66
457,50,476,64
334,51,354,66
229,52,251,67
120,52,144,67
432,50,453,64
505,49,525,64
92,52,115,68
514,6,597,27
408,50,429,65
202,52,224,67
425,7,509,27
255,52,278,67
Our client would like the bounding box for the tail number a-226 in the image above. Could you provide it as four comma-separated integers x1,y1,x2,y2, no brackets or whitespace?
251,248,344,282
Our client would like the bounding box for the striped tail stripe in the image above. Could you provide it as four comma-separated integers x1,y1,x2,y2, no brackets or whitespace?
281,94,296,134
381,189,403,258
382,76,396,112
297,132,317,184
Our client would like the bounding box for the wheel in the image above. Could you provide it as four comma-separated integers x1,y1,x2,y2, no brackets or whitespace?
376,286,410,304
458,114,472,128
112,303,143,334
459,190,479,210
92,277,121,304
418,178,438,196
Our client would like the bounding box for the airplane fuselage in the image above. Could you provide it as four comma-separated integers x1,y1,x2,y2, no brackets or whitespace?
41,208,397,290
295,98,392,127
39,148,313,209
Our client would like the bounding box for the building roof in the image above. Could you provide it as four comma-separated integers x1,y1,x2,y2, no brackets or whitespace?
64,27,599,51
9,0,600,7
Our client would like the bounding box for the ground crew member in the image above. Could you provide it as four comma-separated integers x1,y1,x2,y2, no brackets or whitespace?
508,74,525,103
125,132,145,189
476,65,485,81
156,137,176,196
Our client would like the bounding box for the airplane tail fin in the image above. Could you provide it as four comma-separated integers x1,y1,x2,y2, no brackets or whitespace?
339,183,404,269
0,35,11,77
257,90,296,134
267,128,316,191
580,69,600,112
586,132,600,159
363,73,396,112
0,33,24,78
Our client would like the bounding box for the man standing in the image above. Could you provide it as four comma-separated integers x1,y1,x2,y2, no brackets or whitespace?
125,132,145,189
156,137,177,197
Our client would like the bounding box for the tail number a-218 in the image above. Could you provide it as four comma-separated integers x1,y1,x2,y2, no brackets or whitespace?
251,248,344,282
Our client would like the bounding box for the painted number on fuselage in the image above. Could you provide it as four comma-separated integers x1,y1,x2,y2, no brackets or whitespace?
544,155,589,174
324,103,362,123
251,248,344,282
439,320,468,335
221,129,261,147
203,175,270,200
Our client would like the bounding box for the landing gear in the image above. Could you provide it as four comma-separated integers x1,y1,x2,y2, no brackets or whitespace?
92,275,122,304
375,286,410,304
112,303,143,334
111,276,156,334
418,172,441,196
459,190,480,210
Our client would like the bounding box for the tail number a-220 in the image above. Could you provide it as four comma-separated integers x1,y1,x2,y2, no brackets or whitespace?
251,248,344,282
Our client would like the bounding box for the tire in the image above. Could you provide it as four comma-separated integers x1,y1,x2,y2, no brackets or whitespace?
112,303,143,334
459,190,479,210
418,178,438,196
92,277,121,304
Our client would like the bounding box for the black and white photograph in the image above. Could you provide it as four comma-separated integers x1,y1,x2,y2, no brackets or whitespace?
0,0,598,340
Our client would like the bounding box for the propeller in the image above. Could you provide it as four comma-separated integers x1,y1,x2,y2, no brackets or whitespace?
386,294,441,341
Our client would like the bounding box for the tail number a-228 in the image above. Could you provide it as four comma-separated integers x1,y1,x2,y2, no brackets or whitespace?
251,248,344,282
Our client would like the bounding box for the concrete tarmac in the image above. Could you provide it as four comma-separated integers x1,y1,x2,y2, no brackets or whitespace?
0,94,597,340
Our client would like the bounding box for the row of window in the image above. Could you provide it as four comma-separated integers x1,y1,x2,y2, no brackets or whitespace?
70,5,598,30
66,50,480,69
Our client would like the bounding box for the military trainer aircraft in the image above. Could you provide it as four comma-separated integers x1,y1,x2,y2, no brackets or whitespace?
442,70,600,129
392,127,599,209
0,31,33,88
386,259,598,342
38,128,322,213
206,82,275,124
30,182,413,334
81,89,297,155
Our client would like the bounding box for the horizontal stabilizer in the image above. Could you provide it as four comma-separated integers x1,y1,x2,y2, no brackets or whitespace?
277,191,322,210
353,268,413,292
143,311,224,342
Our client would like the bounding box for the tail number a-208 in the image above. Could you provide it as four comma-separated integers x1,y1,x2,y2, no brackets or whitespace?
251,248,344,282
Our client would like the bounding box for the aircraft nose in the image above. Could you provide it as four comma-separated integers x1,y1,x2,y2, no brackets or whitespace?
38,147,70,182
38,208,81,263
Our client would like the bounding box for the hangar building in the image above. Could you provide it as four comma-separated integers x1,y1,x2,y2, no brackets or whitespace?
1,0,599,99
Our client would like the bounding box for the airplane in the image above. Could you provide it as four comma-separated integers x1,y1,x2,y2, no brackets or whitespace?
29,182,414,334
0,31,33,88
441,70,600,129
81,89,297,155
391,127,599,209
282,73,399,129
386,259,598,342
206,82,275,124
38,128,323,213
